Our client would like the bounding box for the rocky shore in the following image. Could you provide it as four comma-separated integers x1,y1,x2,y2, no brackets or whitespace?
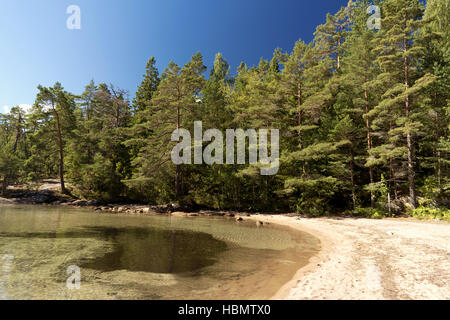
0,187,248,219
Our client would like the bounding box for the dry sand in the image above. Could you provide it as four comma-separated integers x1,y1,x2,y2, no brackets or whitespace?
248,215,450,300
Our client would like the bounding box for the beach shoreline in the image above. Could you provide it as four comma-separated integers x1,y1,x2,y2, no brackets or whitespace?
2,195,449,300
246,214,450,300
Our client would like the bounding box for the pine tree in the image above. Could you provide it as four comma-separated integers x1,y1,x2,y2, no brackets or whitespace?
340,0,382,208
33,83,76,194
133,57,160,113
187,53,235,209
371,0,435,209
1,0,447,215
417,0,450,196
0,107,26,194
127,53,206,201
314,1,354,70
66,82,132,201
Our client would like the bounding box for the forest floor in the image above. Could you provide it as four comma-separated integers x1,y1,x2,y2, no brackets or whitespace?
248,214,450,300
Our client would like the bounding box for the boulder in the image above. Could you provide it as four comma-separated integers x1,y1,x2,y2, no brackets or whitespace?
86,200,102,206
171,211,187,217
72,200,89,207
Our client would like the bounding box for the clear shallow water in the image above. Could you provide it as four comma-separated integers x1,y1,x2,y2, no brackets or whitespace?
0,205,320,300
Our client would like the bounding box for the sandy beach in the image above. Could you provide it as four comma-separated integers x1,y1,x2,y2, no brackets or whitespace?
247,215,450,300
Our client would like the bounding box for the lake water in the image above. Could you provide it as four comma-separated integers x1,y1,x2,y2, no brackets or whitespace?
0,205,320,300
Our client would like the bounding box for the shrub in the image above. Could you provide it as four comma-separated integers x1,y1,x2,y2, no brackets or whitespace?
351,207,388,219
411,207,450,221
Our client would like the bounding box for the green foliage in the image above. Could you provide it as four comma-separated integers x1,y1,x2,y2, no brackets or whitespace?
0,0,448,216
352,207,389,219
66,82,132,201
411,207,450,221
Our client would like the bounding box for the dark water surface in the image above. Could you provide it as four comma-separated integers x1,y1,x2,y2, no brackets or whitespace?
0,205,320,300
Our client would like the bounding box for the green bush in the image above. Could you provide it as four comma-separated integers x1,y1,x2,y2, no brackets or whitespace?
411,207,450,221
350,207,389,219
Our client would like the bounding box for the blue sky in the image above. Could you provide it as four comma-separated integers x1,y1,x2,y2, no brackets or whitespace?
0,0,349,112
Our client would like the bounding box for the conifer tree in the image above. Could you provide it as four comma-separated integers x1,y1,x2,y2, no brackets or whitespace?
127,53,206,201
417,0,450,196
340,0,382,207
371,0,435,209
133,57,160,113
33,83,76,194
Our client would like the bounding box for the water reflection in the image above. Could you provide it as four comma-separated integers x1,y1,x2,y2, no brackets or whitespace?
0,205,320,300
79,227,228,273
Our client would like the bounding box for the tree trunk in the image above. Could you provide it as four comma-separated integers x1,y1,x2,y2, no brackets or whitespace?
1,177,7,195
52,104,67,195
364,88,374,207
390,159,398,200
387,100,399,200
337,38,341,70
297,81,303,150
349,146,356,210
175,102,181,199
13,112,22,153
434,95,442,191
404,35,416,209
297,80,306,176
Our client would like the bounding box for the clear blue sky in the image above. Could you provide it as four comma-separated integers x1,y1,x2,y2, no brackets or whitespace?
0,0,349,112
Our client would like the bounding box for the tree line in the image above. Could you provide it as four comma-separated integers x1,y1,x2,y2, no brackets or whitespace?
0,0,448,217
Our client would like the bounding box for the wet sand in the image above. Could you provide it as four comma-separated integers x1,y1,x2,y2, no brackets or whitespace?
248,215,450,300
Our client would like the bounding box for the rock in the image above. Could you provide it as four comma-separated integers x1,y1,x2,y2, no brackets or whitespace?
86,200,101,206
170,203,194,213
72,200,89,207
256,221,264,227
188,213,199,217
236,217,244,222
171,211,187,217
150,205,171,214
142,208,151,213
31,194,50,204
